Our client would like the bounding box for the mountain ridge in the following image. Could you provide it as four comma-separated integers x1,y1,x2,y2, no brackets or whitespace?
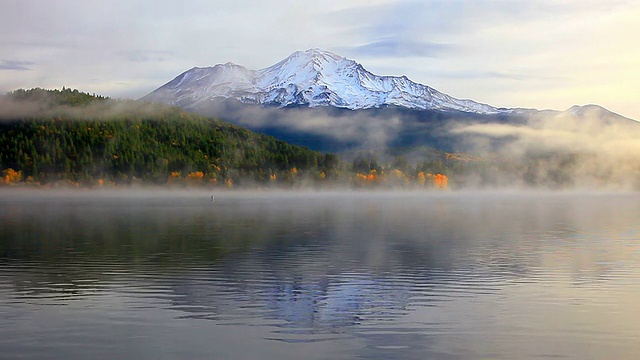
140,49,638,154
142,48,507,114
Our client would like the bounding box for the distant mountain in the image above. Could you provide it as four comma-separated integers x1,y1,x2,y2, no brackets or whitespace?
141,49,638,154
142,49,507,114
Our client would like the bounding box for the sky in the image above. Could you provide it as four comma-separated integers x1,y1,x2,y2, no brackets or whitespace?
1,0,639,120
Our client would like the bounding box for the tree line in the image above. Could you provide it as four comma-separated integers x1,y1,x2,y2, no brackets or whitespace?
4,88,562,190
6,88,624,189
0,88,340,187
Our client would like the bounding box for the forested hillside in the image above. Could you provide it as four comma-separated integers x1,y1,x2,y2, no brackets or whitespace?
0,88,338,187
6,88,621,190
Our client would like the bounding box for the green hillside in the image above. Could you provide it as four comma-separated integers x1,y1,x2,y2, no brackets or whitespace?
0,88,339,187
4,88,616,190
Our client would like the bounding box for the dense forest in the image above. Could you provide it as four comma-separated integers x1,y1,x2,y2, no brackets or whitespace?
0,88,341,187
0,88,456,189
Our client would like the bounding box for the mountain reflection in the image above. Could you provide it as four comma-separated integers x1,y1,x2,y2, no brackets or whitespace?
2,191,640,355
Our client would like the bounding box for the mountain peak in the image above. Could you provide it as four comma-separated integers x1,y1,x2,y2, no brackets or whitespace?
220,61,244,68
298,48,344,61
211,62,253,75
263,49,351,77
143,49,504,114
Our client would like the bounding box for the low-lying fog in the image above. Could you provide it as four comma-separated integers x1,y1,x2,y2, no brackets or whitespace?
2,188,640,359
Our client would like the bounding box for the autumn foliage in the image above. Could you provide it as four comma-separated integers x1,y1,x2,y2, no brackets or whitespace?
353,169,447,189
434,174,448,189
1,168,22,185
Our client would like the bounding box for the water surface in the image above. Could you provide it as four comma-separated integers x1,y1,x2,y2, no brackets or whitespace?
1,190,639,359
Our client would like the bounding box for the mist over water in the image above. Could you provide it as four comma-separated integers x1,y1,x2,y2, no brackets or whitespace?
1,190,640,359
450,108,640,190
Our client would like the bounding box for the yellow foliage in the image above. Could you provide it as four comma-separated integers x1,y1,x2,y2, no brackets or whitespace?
445,152,477,162
225,178,233,188
270,174,277,181
417,172,427,186
386,169,410,186
291,167,298,174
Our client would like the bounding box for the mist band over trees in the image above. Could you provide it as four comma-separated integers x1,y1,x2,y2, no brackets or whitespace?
1,88,639,191
0,88,447,189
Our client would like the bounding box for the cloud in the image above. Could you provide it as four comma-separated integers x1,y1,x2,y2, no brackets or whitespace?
235,107,403,150
344,39,452,58
452,109,640,155
449,109,640,189
0,60,34,71
433,71,539,82
117,50,175,63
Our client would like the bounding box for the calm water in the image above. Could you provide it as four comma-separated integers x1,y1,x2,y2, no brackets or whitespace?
1,190,639,359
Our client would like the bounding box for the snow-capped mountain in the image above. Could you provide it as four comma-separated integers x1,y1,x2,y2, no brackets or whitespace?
142,49,506,114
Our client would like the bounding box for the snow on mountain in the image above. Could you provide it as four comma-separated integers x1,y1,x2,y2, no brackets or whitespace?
142,49,507,114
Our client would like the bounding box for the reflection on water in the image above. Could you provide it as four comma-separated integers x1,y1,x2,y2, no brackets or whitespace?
1,190,640,359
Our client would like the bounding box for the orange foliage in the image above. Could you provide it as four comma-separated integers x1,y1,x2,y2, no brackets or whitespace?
186,171,205,186
187,171,204,180
354,170,380,186
167,171,181,185
1,168,22,185
434,174,448,189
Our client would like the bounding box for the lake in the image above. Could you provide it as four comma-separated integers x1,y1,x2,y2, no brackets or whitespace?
1,190,639,359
